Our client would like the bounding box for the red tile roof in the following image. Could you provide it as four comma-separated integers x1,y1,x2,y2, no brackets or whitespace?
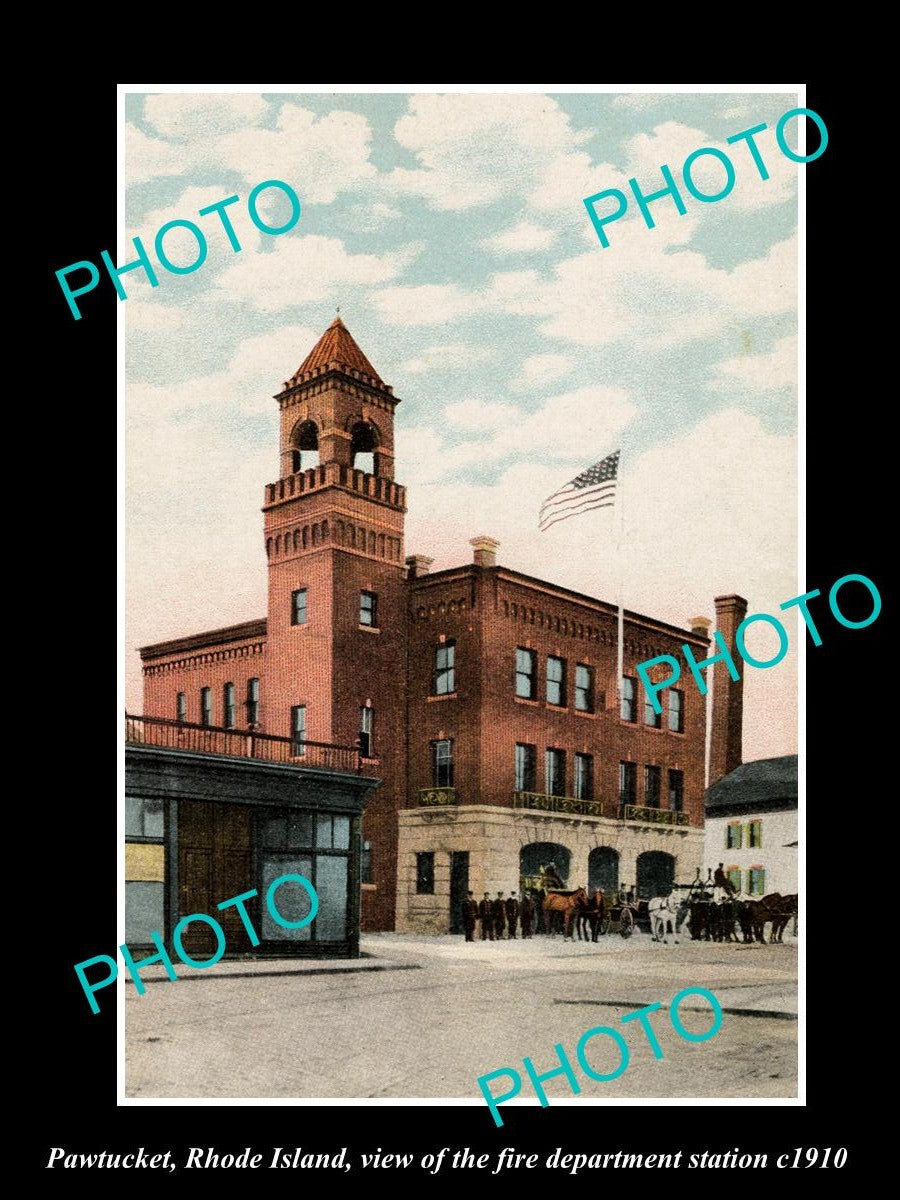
293,316,384,385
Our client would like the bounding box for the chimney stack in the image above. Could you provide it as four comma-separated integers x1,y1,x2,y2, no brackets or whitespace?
470,536,500,568
709,594,747,784
405,555,433,579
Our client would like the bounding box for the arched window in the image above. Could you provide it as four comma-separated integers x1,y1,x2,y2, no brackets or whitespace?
291,419,319,472
350,420,378,474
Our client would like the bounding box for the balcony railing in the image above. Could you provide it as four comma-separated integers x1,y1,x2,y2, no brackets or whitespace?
125,713,364,774
418,787,458,806
623,803,689,827
514,791,603,818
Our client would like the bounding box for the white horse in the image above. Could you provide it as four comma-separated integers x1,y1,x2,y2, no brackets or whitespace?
648,894,688,944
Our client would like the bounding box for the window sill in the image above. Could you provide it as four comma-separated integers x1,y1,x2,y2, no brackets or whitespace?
360,756,380,766
574,708,596,718
361,883,377,892
358,624,381,634
427,693,457,702
642,724,664,733
514,696,539,706
668,729,686,737
545,702,568,712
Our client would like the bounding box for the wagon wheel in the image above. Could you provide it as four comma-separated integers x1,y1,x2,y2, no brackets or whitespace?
619,907,635,938
599,914,611,936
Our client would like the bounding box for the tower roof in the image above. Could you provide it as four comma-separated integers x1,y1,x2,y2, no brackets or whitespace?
290,316,385,387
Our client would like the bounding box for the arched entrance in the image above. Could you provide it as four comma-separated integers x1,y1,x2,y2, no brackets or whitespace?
588,846,619,896
291,419,319,472
520,842,571,933
636,850,675,899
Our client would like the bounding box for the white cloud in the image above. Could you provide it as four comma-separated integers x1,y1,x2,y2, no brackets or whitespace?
511,353,573,391
348,201,404,231
710,334,797,394
384,94,592,211
215,235,420,312
481,221,557,255
125,122,184,186
143,94,269,140
443,398,518,433
611,94,672,110
400,344,491,374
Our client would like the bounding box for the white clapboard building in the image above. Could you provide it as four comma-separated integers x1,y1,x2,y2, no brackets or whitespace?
704,755,798,899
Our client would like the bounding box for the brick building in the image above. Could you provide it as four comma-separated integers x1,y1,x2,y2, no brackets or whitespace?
139,316,743,935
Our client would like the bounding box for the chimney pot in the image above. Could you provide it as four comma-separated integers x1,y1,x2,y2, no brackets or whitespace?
689,615,712,638
470,535,500,568
405,554,434,579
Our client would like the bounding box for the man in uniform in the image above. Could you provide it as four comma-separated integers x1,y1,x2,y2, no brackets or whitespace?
505,891,520,939
714,862,737,897
462,890,478,941
492,891,506,940
520,892,535,938
478,892,493,940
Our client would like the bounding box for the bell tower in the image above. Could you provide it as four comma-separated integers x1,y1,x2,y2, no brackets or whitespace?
262,316,407,930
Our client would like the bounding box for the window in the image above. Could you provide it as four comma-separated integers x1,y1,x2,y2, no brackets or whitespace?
575,664,594,712
545,748,566,797
668,688,684,733
644,688,662,728
668,769,684,812
516,647,536,698
291,705,307,757
200,687,212,727
619,761,637,807
223,682,236,729
726,822,743,850
434,640,456,695
515,743,537,793
361,839,373,885
727,867,742,893
359,705,373,758
125,796,165,840
432,739,454,787
359,590,377,627
620,676,636,722
416,852,435,894
546,655,566,705
748,819,762,849
125,882,165,945
574,753,594,800
644,765,661,808
748,866,766,896
291,588,308,626
256,808,350,943
246,677,259,726
176,692,186,723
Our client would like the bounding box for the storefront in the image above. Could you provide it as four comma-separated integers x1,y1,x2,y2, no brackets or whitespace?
125,733,379,958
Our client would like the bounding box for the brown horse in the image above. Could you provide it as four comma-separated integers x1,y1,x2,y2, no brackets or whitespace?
543,888,588,940
747,893,797,943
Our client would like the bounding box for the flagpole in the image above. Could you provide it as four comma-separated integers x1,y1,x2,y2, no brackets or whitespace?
615,459,625,716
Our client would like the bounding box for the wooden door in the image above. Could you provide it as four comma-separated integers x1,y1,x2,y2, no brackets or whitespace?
177,802,252,958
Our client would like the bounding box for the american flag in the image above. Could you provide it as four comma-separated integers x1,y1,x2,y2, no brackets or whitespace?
539,450,620,532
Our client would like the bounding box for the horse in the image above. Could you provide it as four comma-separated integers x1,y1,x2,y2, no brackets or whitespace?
542,888,588,940
747,893,797,943
648,894,689,944
577,889,605,942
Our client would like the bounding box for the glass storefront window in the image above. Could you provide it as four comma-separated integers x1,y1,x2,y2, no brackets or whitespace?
260,854,313,942
125,881,164,943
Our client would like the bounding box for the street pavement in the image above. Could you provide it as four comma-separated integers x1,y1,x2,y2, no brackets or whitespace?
124,932,798,1100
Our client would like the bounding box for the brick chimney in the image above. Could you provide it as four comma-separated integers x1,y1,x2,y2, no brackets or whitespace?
689,615,712,638
470,536,499,568
405,555,433,579
709,594,747,784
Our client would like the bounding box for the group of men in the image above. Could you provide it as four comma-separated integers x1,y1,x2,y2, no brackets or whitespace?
461,891,536,941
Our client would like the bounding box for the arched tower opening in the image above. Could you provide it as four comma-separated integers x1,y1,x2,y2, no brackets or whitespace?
290,419,320,473
350,420,378,475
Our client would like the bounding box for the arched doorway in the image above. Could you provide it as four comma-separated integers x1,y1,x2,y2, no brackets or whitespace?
588,846,619,896
636,850,675,899
520,842,571,934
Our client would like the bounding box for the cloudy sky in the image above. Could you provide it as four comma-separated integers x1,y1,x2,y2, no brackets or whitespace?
124,89,801,763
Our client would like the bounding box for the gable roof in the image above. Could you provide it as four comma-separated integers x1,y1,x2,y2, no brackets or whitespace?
706,754,798,813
